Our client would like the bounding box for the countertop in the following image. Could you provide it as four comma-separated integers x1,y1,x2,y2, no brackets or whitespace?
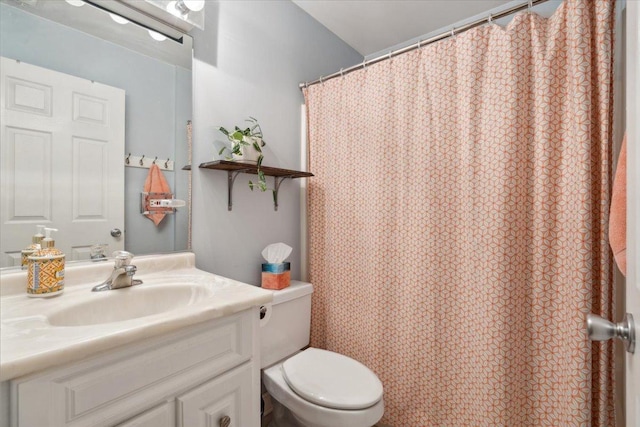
0,252,272,381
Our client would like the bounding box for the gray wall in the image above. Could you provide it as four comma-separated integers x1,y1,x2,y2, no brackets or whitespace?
190,0,362,285
0,3,191,257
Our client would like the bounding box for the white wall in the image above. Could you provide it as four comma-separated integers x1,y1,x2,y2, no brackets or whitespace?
189,0,362,285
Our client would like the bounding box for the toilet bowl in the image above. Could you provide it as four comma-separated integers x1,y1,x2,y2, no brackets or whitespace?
260,282,384,427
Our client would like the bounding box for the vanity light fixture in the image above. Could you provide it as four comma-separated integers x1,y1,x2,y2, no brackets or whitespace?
166,0,204,17
65,0,85,7
178,0,204,13
139,0,206,31
166,1,182,18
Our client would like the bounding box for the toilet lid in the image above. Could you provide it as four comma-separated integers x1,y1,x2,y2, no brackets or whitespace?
281,348,383,410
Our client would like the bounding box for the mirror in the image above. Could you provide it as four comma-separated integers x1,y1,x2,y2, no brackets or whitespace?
0,0,192,268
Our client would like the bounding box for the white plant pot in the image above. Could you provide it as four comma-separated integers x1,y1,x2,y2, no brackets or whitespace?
232,136,263,164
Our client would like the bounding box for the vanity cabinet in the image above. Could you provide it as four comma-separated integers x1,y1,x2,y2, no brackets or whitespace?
9,309,261,427
116,402,175,427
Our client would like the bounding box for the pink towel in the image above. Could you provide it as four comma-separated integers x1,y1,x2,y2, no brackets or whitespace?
144,164,172,226
609,134,627,276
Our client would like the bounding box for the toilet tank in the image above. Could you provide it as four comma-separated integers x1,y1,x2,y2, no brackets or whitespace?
260,281,313,369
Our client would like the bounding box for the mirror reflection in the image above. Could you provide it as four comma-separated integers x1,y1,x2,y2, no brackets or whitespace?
0,0,192,268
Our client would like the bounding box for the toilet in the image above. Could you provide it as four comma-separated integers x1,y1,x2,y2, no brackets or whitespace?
260,281,384,427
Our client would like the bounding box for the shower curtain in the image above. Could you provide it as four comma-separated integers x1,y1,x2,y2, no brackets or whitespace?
303,0,615,425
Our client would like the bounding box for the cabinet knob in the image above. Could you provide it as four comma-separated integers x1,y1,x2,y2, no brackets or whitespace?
220,415,231,427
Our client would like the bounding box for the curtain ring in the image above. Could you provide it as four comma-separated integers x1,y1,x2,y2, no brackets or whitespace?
320,75,324,84
165,158,170,168
450,28,455,38
340,68,344,77
488,14,492,25
388,51,392,60
125,153,131,165
152,156,158,165
528,0,533,11
362,59,366,69
418,39,422,48
139,154,145,166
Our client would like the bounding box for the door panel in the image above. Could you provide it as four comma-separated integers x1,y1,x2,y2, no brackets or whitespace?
177,363,258,427
0,57,125,266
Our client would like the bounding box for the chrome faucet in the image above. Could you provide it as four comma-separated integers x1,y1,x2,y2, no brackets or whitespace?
92,251,143,292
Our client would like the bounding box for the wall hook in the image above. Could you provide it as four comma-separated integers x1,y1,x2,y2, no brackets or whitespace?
139,155,145,166
125,153,131,165
165,158,170,168
152,156,158,165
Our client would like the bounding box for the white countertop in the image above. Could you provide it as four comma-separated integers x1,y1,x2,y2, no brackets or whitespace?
0,252,272,381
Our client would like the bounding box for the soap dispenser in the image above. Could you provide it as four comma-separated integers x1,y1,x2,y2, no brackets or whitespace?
27,227,65,297
20,225,45,269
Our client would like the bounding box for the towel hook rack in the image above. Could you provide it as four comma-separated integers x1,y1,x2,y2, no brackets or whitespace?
125,154,174,171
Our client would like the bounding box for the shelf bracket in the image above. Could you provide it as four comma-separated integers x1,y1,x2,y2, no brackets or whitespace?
227,169,250,211
273,176,293,211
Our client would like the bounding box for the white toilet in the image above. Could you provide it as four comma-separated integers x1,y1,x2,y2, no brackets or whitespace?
260,281,384,427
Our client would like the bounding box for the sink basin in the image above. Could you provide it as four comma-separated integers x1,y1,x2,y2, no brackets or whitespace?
47,284,214,326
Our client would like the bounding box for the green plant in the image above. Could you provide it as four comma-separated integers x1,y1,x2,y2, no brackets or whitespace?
217,117,268,191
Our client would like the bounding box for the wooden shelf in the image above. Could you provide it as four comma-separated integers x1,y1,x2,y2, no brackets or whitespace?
199,160,313,178
198,160,313,211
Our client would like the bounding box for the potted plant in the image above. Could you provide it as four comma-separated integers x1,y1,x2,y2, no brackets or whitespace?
217,117,268,192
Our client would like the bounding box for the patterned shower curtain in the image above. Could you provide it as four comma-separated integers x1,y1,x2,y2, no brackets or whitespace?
303,1,615,425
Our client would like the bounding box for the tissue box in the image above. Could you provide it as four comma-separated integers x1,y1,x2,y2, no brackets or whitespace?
261,262,291,290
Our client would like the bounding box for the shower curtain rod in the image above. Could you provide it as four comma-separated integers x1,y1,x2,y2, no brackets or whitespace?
299,0,550,89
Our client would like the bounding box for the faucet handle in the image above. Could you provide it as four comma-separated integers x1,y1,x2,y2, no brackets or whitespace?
112,250,134,268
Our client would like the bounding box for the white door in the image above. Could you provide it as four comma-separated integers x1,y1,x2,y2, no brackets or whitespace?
0,57,125,266
626,2,640,425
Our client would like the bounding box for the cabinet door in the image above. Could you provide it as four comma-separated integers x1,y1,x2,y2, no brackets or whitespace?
116,401,175,427
177,362,258,427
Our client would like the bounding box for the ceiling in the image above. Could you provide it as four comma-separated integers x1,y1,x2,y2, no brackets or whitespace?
292,0,513,57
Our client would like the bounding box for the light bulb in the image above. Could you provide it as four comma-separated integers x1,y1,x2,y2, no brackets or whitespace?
183,0,205,12
148,30,167,42
65,0,85,6
165,1,183,17
109,13,129,25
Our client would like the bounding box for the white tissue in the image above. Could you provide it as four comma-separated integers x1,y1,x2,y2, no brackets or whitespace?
262,242,292,263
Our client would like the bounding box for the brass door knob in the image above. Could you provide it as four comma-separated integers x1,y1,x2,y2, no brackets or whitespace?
220,415,231,427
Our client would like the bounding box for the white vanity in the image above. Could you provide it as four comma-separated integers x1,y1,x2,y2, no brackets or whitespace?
0,253,272,427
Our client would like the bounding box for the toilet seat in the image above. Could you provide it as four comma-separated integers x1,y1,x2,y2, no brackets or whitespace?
282,348,383,410
262,350,385,427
